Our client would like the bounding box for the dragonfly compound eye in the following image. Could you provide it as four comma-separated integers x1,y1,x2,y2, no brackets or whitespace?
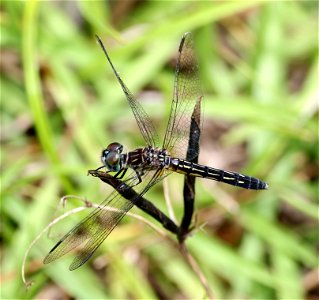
106,142,123,153
103,151,122,171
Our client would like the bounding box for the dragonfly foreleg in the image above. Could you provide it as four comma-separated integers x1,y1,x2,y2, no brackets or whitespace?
94,165,106,172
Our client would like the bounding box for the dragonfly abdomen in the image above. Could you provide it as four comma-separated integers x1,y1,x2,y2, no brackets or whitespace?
170,158,268,190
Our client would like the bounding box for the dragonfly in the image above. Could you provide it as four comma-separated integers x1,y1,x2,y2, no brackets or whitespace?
43,32,268,271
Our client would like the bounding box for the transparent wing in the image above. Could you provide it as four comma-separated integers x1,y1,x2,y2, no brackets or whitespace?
43,169,165,270
96,35,159,148
162,32,203,160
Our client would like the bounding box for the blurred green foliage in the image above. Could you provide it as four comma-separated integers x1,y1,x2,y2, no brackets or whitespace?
1,1,318,299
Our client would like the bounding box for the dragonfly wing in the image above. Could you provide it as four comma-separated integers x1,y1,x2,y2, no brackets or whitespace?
43,171,141,269
96,36,159,148
68,167,171,270
162,32,203,160
43,168,167,270
68,190,136,270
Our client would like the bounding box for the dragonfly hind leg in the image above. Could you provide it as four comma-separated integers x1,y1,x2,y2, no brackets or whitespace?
130,169,143,186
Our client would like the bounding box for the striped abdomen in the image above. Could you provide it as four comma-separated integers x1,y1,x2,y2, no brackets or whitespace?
170,158,268,190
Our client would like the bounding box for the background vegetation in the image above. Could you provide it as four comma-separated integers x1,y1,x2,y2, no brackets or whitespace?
1,1,318,299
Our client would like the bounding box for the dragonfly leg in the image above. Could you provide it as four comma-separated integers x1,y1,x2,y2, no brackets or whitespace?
114,168,128,179
123,169,143,187
94,165,105,172
134,170,143,185
114,168,142,188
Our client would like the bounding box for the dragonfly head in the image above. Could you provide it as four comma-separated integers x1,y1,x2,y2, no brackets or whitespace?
101,142,124,172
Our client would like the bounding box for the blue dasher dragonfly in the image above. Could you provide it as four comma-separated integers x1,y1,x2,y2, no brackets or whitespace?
43,33,268,270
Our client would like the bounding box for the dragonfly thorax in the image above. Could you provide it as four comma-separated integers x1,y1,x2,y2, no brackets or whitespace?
101,142,124,172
